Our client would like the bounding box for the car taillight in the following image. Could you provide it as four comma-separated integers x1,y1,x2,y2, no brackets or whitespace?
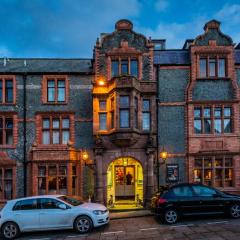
158,198,167,205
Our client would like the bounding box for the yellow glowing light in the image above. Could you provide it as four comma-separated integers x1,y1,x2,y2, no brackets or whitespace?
82,151,89,161
123,158,128,166
160,151,168,159
98,80,105,86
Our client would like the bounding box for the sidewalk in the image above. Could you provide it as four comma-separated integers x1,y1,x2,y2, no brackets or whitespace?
110,209,153,219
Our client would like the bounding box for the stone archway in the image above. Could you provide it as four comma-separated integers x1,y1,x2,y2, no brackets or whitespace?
106,157,144,210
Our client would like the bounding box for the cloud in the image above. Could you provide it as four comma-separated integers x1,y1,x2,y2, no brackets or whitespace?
154,0,169,12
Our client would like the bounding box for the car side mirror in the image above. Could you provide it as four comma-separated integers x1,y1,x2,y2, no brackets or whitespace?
59,204,67,210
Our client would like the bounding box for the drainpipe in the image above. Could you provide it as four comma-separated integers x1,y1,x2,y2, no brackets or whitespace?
156,64,160,190
23,65,27,197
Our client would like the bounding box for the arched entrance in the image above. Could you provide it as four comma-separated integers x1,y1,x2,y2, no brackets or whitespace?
107,157,143,209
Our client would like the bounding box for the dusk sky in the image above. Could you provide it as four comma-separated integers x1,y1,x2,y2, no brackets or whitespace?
0,0,240,58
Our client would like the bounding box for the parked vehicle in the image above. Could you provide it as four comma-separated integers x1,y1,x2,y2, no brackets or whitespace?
0,195,109,239
151,183,240,224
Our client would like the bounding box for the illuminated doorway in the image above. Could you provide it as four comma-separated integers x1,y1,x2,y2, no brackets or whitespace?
107,157,143,209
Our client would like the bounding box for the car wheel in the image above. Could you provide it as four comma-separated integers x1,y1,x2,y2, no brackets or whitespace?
230,204,240,218
74,216,93,233
164,209,178,224
1,222,20,239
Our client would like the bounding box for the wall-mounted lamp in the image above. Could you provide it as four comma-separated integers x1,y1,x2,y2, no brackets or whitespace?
82,150,89,161
160,148,168,164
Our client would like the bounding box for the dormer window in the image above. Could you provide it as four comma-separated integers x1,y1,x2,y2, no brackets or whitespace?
111,58,138,78
199,57,226,78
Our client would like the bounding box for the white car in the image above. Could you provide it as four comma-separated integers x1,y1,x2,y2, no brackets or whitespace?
0,195,109,239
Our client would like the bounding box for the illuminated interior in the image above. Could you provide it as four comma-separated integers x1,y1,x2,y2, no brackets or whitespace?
107,157,143,209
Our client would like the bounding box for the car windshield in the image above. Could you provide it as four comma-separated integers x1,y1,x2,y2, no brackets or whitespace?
58,196,84,206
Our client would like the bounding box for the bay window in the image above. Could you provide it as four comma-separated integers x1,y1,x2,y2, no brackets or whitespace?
99,99,107,130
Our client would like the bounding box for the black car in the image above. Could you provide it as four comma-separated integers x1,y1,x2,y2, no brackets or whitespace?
151,183,240,224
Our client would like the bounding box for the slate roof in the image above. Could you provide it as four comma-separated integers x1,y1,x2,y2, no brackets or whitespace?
154,50,190,65
235,50,240,64
0,58,93,73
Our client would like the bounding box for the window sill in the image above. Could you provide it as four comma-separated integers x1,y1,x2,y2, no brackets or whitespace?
196,77,231,81
42,102,68,105
33,144,70,150
0,103,16,106
192,133,237,137
0,145,16,149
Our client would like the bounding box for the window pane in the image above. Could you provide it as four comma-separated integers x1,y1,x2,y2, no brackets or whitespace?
62,118,70,128
47,80,55,102
209,58,216,77
43,119,50,129
142,112,150,130
192,186,216,197
6,119,13,129
194,169,202,183
120,110,129,128
111,60,119,77
0,118,2,128
0,129,2,144
41,198,60,209
225,158,233,167
59,177,67,194
57,80,65,87
111,111,114,129
6,130,13,144
53,131,60,144
204,108,211,117
99,113,107,130
203,119,211,133
130,59,138,77
143,100,150,111
59,166,67,175
48,178,57,194
224,107,231,117
62,130,69,144
5,169,12,178
195,159,202,168
53,119,60,129
121,60,128,74
57,88,65,102
214,119,222,133
224,119,231,133
49,166,57,176
38,178,46,195
218,59,226,77
0,80,2,102
194,120,201,133
38,166,46,176
215,158,223,167
72,165,77,175
19,199,38,210
214,107,222,117
199,59,207,77
172,186,193,197
120,96,129,107
4,180,12,200
204,158,212,167
5,80,13,103
194,108,201,118
99,100,106,111
42,131,50,144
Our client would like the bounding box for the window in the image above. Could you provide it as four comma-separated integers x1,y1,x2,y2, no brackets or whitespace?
142,99,151,131
192,185,216,197
120,96,130,128
0,116,13,145
110,98,115,129
42,116,70,144
0,168,13,200
111,58,138,78
13,199,38,211
199,57,226,78
38,164,71,195
98,99,107,131
194,106,232,134
0,77,15,104
193,157,233,187
43,76,68,103
172,186,193,197
134,97,138,128
40,198,64,209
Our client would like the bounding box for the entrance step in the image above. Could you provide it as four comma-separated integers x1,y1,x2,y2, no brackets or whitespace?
108,202,144,212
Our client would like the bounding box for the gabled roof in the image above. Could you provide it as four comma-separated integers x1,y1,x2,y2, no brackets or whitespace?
0,58,93,74
154,50,190,65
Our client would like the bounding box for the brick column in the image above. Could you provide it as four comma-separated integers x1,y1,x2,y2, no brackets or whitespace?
94,148,104,203
146,148,155,202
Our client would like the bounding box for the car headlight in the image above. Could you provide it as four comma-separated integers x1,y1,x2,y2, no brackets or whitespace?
93,210,106,215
